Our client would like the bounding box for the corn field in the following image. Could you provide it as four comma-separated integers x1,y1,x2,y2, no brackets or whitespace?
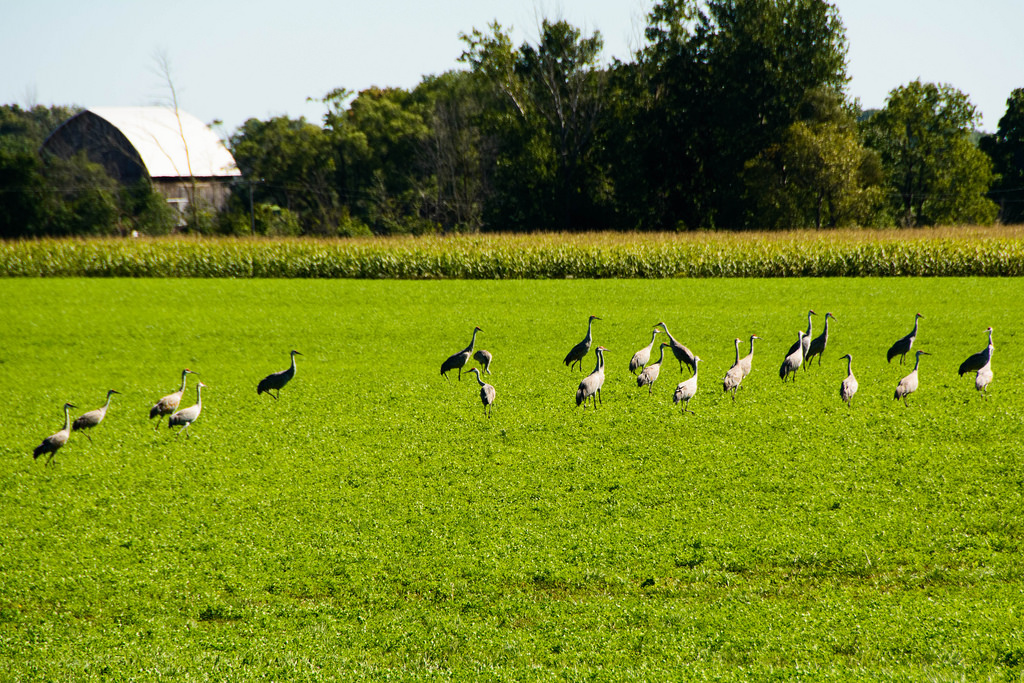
3,228,1023,278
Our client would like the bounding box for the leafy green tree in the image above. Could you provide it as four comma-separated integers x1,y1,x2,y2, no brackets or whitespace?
460,19,611,231
980,88,1024,223
230,116,341,234
743,88,885,228
324,87,435,234
864,80,997,226
637,0,850,229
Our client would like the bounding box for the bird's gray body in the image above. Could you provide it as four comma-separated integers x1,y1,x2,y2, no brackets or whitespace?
637,343,668,395
33,402,75,464
839,353,858,406
894,350,929,405
565,316,600,371
674,357,702,414
258,350,302,398
468,368,496,417
780,331,805,381
150,369,196,425
958,327,993,377
169,382,206,437
73,389,119,440
656,322,696,375
976,362,993,395
442,327,481,380
888,313,923,364
787,311,816,360
630,329,661,375
805,312,835,366
473,349,493,375
576,347,606,408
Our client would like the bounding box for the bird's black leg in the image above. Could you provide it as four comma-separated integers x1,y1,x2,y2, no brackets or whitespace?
85,433,93,443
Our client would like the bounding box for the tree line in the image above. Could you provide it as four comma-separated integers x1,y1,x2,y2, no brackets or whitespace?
2,0,1024,238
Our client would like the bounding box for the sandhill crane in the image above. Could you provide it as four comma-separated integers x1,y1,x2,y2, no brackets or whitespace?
258,350,303,398
564,316,600,371
655,322,696,375
674,356,702,414
976,362,993,396
169,382,207,438
72,389,120,441
958,327,993,377
441,326,482,381
887,313,923,364
637,342,669,395
149,369,197,429
33,402,75,465
576,346,607,408
737,334,760,380
779,331,805,382
894,350,930,406
468,368,496,417
724,334,762,398
787,310,816,362
473,349,493,375
805,312,836,366
629,329,661,375
839,353,858,407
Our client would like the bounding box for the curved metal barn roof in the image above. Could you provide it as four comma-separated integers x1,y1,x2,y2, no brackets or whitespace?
85,106,240,179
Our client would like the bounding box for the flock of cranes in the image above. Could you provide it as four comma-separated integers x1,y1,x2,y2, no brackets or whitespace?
436,311,997,418
31,352,304,465
30,310,998,463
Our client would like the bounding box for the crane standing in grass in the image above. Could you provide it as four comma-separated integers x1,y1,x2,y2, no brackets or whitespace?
468,368,496,418
839,354,858,407
655,321,696,375
723,335,760,399
258,350,303,399
564,316,600,371
894,350,930,406
169,382,207,438
637,343,670,395
33,402,76,465
976,362,993,396
805,312,835,367
473,349,493,375
887,313,924,364
72,389,120,441
958,327,993,377
674,357,702,414
780,332,806,382
576,347,607,408
629,328,661,375
787,311,816,366
441,326,482,380
149,369,197,429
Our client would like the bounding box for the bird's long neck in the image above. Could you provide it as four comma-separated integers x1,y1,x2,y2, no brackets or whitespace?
693,361,699,378
597,349,605,371
823,316,830,335
474,372,485,387
290,353,298,373
104,392,114,408
195,385,203,407
467,328,479,352
913,355,922,372
656,345,666,364
62,405,72,431
179,371,189,393
591,351,602,374
660,325,674,343
748,337,757,356
649,330,658,346
845,356,853,376
988,329,994,348
585,318,595,342
911,317,920,337
734,340,741,364
806,314,813,336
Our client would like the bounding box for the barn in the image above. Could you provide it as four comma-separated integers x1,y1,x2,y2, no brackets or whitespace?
42,106,241,217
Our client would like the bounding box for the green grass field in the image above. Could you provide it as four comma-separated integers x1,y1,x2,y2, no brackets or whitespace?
2,278,1022,680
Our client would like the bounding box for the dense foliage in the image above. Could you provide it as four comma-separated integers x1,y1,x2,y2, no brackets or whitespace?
0,0,1019,235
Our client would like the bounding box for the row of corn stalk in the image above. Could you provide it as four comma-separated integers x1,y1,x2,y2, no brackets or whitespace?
1,235,1023,278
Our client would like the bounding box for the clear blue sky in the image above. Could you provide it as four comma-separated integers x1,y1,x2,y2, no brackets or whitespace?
3,0,1021,135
